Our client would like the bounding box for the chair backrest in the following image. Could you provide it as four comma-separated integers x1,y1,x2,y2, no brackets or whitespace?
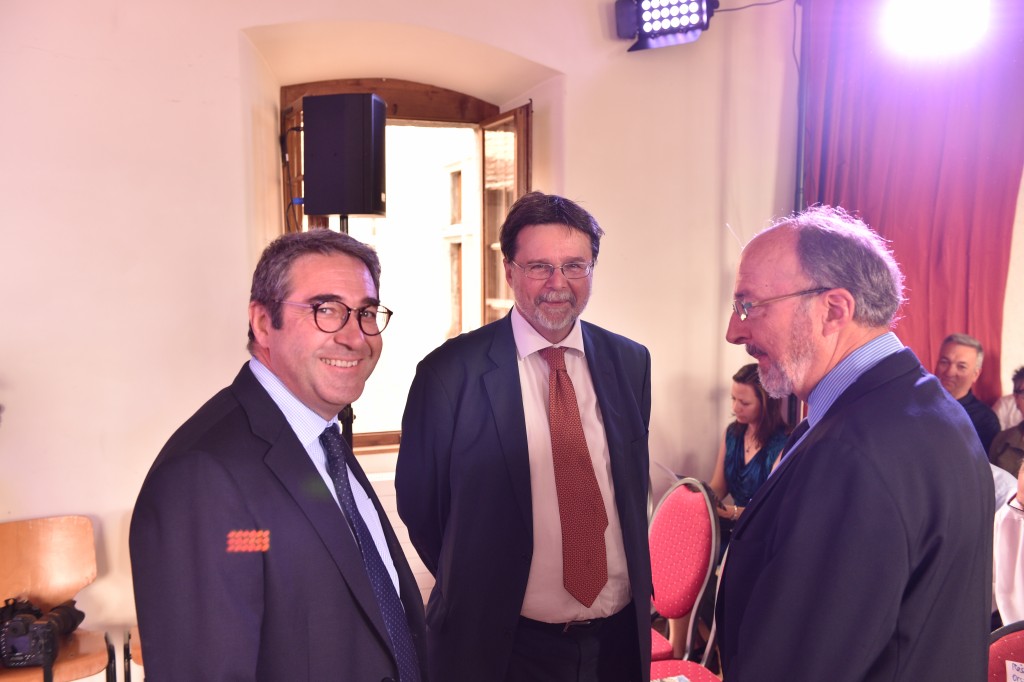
0,515,97,611
649,477,719,619
990,619,1024,682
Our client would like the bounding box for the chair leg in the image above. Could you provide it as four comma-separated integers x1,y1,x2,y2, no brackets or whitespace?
105,632,115,682
124,630,132,682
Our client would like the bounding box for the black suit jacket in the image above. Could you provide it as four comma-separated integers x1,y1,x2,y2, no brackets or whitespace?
130,364,427,681
716,348,994,681
395,315,653,681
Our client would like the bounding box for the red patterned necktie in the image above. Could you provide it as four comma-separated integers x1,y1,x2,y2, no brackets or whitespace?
539,346,609,607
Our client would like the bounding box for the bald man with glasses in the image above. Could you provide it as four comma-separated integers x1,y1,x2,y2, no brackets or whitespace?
718,206,992,682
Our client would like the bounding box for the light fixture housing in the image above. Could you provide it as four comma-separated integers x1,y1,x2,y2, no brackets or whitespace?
616,0,718,51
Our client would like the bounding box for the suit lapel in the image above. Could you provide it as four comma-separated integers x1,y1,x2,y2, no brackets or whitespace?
483,317,533,534
732,349,922,538
343,449,427,647
583,324,625,445
231,365,394,651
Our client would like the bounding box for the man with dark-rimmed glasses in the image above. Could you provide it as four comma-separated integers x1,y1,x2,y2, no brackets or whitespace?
717,205,992,681
131,229,426,681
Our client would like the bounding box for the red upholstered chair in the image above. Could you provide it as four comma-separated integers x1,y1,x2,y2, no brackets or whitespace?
651,656,721,681
651,630,675,661
990,619,1024,681
648,477,720,678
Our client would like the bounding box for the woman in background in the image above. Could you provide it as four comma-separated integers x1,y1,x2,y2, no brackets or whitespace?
710,363,790,546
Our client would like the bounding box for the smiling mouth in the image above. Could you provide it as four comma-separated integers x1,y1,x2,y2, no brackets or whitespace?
322,358,358,368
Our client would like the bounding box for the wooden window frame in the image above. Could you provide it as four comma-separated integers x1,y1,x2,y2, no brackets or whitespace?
279,78,531,451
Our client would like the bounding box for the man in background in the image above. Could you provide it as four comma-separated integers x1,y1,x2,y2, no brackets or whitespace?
718,206,992,681
935,332,1001,453
131,230,425,681
993,364,1024,431
990,366,1024,477
397,192,652,682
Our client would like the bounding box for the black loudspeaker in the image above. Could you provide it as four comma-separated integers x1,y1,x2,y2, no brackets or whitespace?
302,93,386,216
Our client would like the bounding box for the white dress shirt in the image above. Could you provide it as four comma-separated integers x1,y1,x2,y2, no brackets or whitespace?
510,308,630,622
994,496,1024,623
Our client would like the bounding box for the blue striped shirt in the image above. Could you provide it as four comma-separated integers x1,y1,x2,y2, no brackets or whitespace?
248,358,400,591
788,332,905,454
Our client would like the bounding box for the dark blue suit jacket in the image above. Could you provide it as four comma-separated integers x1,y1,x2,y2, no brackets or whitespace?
130,364,427,681
716,348,993,681
396,315,653,681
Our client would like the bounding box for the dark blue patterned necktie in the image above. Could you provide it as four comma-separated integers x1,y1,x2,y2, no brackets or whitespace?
319,424,421,682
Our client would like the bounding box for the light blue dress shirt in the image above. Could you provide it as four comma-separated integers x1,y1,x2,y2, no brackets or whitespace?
785,331,905,457
249,358,401,592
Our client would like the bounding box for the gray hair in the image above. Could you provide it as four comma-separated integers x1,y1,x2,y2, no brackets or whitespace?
247,229,381,349
769,205,905,328
941,333,985,370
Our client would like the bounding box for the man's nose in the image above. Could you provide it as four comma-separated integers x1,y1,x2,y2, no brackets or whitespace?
333,316,368,344
726,313,747,345
545,268,571,286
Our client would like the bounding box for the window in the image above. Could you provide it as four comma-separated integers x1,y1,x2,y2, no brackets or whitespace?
280,79,531,448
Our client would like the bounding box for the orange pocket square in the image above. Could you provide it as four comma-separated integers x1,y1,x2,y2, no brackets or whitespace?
226,529,270,553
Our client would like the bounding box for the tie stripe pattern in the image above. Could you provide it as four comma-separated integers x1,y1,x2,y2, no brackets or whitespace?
539,346,609,607
320,424,421,682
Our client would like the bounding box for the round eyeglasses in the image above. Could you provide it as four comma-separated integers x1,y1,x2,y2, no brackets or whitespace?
277,300,393,336
510,260,595,280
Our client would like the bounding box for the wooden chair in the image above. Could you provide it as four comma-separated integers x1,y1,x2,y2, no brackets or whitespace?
0,516,113,681
123,627,142,682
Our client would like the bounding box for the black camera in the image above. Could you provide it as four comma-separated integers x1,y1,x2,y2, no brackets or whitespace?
0,598,84,669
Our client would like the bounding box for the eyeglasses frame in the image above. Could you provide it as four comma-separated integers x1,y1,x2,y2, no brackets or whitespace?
276,299,393,336
509,260,595,280
732,287,831,322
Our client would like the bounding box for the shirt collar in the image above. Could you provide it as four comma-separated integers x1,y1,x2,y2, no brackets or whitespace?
248,357,337,447
806,332,904,426
509,306,585,359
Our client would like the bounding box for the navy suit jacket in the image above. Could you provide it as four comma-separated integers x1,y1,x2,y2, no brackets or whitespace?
716,349,994,681
130,364,427,681
395,315,653,681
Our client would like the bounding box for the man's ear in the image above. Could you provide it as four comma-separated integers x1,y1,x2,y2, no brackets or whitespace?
822,288,856,335
503,258,514,288
249,301,273,346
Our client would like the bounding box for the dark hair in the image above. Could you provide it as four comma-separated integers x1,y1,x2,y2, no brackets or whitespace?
769,205,905,328
247,229,381,349
1013,365,1024,391
941,332,985,370
499,191,604,262
733,363,788,444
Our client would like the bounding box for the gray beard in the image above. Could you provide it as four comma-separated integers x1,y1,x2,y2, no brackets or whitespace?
755,305,815,399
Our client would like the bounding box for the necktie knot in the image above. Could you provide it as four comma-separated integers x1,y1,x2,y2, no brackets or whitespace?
320,423,344,456
539,346,567,372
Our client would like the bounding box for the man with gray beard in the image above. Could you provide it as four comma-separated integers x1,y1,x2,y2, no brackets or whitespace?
717,206,992,681
397,192,653,682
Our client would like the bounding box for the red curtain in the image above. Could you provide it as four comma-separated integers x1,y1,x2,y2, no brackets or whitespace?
800,0,1024,403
